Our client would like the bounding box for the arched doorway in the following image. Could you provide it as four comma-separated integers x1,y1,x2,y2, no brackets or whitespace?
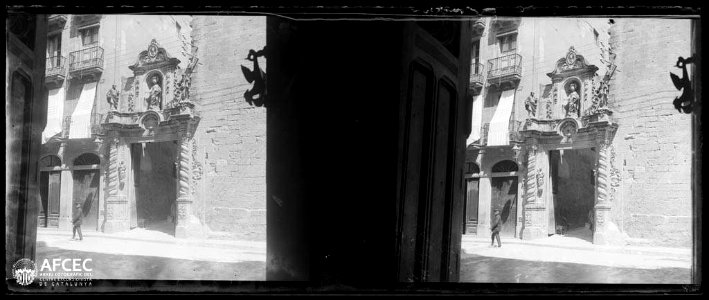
491,160,519,237
73,153,101,231
463,162,480,234
39,155,62,227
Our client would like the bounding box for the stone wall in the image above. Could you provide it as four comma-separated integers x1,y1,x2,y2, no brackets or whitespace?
190,16,267,241
607,19,693,247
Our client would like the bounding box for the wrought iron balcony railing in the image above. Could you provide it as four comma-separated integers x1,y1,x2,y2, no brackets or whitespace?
470,63,484,85
90,113,106,135
45,56,67,78
61,113,106,138
487,53,522,83
480,119,524,146
69,46,104,74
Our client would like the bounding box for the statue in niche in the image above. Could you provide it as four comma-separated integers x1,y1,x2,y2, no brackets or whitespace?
524,92,537,118
146,75,162,110
563,82,580,118
106,85,120,111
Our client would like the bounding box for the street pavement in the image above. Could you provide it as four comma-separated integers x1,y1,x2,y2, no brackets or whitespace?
459,228,692,284
35,227,266,280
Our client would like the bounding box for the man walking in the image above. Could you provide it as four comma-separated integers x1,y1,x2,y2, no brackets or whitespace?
491,208,502,248
72,202,83,241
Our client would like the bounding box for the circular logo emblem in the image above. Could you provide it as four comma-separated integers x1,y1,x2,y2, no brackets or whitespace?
12,258,36,286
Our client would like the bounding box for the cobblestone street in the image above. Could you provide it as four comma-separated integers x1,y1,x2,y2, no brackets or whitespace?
459,232,692,284
35,228,266,280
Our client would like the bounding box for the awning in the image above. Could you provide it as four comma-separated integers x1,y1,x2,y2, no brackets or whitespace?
466,94,483,145
42,87,65,143
487,89,516,146
69,81,97,139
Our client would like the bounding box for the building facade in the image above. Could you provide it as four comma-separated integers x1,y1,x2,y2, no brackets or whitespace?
464,17,693,247
38,15,267,240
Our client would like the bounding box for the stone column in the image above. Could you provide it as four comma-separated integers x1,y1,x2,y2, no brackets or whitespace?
58,141,74,231
175,134,202,238
522,144,547,240
476,149,491,234
593,141,613,244
103,136,130,233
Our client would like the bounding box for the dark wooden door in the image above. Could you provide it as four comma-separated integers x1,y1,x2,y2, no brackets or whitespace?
396,21,471,282
464,178,479,234
73,169,100,231
491,176,518,238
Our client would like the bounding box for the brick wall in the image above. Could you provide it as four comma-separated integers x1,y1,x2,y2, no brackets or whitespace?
190,16,267,241
608,19,693,247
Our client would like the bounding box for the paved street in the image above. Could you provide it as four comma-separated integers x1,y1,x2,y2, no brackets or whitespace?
35,228,266,280
459,230,692,284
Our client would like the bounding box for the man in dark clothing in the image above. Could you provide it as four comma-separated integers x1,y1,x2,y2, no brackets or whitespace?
72,202,83,241
491,208,502,247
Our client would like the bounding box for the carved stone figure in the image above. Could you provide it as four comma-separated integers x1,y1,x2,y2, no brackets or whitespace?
146,75,162,110
106,85,120,111
564,82,580,118
525,92,537,117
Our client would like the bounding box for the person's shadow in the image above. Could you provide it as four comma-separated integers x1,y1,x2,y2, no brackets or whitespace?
82,192,94,217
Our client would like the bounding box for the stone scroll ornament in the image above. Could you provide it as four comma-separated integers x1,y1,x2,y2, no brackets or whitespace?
670,56,695,114
240,46,267,107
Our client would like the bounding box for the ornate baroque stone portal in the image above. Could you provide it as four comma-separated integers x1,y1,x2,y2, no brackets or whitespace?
519,47,620,245
101,39,201,238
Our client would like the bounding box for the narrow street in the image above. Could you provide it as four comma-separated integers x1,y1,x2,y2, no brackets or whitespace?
35,228,266,280
459,231,692,284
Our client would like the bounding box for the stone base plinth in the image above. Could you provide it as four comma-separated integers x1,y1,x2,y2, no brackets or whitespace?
522,226,547,240
58,217,73,231
175,216,204,239
103,220,130,233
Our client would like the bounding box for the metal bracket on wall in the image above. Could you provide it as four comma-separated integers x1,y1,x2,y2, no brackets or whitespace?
670,56,695,114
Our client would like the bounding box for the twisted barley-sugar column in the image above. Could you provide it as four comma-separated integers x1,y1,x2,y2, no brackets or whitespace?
596,142,610,204
107,138,119,197
178,136,192,198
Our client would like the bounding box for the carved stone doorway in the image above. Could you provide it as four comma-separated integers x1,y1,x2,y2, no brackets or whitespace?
549,148,596,241
129,141,178,236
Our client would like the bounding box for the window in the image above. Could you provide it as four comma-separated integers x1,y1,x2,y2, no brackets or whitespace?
472,40,481,74
497,33,517,54
47,34,62,67
80,26,99,46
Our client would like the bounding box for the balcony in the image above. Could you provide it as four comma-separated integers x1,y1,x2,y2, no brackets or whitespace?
61,113,106,138
45,56,67,87
48,14,68,32
91,113,106,135
480,119,524,146
69,46,104,80
487,53,522,88
469,63,484,95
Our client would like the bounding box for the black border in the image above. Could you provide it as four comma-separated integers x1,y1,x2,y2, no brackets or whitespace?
4,1,706,296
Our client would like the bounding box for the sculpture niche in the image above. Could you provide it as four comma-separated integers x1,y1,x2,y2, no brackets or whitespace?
146,75,163,110
563,82,580,118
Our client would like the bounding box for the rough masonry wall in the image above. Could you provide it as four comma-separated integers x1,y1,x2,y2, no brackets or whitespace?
608,19,692,247
190,16,267,241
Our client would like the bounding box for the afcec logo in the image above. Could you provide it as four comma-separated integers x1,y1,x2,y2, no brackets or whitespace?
12,258,37,286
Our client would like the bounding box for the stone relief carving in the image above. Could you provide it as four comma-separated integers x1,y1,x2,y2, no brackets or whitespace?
106,85,119,111
524,92,537,118
609,145,621,202
536,168,544,198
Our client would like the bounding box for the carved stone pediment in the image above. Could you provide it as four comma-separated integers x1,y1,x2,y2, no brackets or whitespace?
129,39,181,74
547,46,598,82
